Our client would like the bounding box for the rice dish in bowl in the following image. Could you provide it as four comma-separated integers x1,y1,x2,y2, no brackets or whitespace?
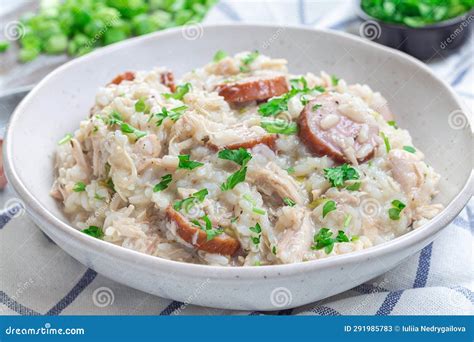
51,51,443,267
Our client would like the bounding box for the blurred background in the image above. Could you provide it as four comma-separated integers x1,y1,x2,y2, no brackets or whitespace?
0,0,472,96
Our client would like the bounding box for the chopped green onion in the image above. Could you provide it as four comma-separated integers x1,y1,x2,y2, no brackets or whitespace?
81,226,104,239
380,132,391,153
322,200,336,218
283,198,296,207
73,181,86,192
213,50,228,62
58,133,73,145
403,146,416,153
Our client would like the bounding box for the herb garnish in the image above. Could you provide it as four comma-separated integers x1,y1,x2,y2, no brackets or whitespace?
240,51,259,72
213,50,228,62
134,97,150,113
153,174,172,192
178,154,204,170
173,188,209,213
283,197,296,207
58,133,73,145
221,167,248,191
311,228,350,254
403,146,416,153
324,164,359,188
249,222,262,246
388,200,406,220
218,148,252,166
380,132,391,152
107,112,147,139
331,75,340,86
191,215,223,241
163,83,191,100
260,118,298,135
153,105,188,126
73,181,86,192
82,226,103,239
387,120,398,129
322,200,336,218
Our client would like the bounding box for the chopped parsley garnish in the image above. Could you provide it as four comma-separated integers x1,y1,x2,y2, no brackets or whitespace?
260,118,298,135
249,222,262,246
153,174,172,192
81,226,103,239
286,167,295,174
403,146,416,153
94,193,105,201
388,200,406,220
73,181,86,192
178,154,204,170
283,197,296,207
218,148,252,166
221,166,248,191
258,84,325,117
322,200,336,218
343,214,352,228
331,75,340,86
346,182,361,191
311,228,350,254
213,50,228,62
173,188,209,212
240,50,259,72
219,148,252,191
134,98,150,113
324,164,359,188
191,215,223,241
153,105,188,126
58,133,73,145
252,207,266,215
163,83,191,100
387,120,398,129
272,245,277,255
289,76,308,90
380,132,391,153
312,103,323,111
107,112,147,139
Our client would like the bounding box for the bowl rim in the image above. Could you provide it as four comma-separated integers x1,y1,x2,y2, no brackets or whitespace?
4,23,474,280
357,2,474,31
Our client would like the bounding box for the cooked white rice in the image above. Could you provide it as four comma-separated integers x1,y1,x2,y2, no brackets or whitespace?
51,51,442,266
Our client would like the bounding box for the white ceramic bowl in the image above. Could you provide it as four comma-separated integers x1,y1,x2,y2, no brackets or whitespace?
4,24,473,311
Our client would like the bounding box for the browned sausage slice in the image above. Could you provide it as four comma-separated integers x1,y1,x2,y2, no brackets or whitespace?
110,71,135,85
166,207,240,256
109,71,175,92
216,75,288,103
210,134,277,151
298,94,379,164
160,71,176,93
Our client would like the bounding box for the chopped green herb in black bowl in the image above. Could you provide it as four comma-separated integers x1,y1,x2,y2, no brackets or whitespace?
358,0,474,60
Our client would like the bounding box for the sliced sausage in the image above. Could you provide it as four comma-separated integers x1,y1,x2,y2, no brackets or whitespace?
166,206,240,256
216,75,288,103
298,94,379,164
223,134,277,150
160,71,176,92
110,71,135,85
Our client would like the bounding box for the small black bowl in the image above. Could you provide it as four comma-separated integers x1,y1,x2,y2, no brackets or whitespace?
357,3,474,60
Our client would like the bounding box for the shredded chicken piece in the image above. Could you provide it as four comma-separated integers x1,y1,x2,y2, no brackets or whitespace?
275,207,314,263
70,138,91,178
247,162,305,205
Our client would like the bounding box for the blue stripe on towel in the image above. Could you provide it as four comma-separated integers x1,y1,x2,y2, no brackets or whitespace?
375,290,404,315
352,283,388,294
159,301,185,315
451,63,472,86
0,291,41,316
298,0,306,25
413,243,433,288
46,269,97,315
309,305,341,316
215,2,241,21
